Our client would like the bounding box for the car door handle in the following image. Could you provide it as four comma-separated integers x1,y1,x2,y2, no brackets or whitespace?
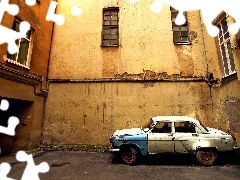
168,133,173,136
192,133,199,136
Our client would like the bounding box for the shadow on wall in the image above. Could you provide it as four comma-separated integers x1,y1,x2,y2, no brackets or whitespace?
224,97,240,144
0,98,33,155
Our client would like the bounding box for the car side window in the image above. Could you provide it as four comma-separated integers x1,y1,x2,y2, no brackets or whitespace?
174,121,196,133
152,122,172,133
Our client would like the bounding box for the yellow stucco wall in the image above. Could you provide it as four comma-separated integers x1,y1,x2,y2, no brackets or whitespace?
45,0,240,145
48,1,207,79
43,82,213,145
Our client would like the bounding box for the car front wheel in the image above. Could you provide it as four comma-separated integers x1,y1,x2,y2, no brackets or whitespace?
196,150,217,166
121,147,138,165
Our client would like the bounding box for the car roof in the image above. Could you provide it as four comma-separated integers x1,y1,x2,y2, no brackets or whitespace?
151,116,200,123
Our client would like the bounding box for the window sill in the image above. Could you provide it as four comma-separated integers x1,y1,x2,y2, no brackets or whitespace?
3,56,30,70
222,72,237,84
210,72,238,88
100,45,120,48
174,42,192,45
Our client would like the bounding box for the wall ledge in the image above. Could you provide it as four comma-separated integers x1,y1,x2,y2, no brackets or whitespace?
0,62,47,97
49,70,207,83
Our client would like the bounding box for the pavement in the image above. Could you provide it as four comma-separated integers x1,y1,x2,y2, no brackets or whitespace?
0,150,240,180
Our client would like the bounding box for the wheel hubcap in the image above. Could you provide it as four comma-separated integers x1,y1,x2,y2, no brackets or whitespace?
123,151,132,160
201,152,212,162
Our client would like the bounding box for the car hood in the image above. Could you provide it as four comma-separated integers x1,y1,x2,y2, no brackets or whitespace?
113,128,143,136
207,127,228,135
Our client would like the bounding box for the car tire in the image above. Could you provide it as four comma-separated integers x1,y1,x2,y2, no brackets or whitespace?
196,150,217,166
121,147,138,165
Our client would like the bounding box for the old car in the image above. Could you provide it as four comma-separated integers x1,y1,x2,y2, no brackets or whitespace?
109,116,239,166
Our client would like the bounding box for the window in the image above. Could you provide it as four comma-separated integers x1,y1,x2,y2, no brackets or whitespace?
171,7,190,44
174,121,195,133
217,17,236,76
101,7,119,47
152,122,172,133
6,19,33,68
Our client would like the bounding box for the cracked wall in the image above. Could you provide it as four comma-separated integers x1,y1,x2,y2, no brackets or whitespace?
43,81,213,145
44,0,240,146
48,1,207,79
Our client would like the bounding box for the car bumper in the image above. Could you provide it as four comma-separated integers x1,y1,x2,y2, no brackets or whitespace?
109,144,120,152
233,146,240,152
109,148,120,153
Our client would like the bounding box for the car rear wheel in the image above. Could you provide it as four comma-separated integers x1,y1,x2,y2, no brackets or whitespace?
196,150,217,166
121,147,138,165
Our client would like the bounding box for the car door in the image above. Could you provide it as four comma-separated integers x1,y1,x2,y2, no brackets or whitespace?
173,121,198,153
148,121,174,154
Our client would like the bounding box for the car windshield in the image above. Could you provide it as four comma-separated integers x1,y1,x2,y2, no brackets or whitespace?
142,118,155,129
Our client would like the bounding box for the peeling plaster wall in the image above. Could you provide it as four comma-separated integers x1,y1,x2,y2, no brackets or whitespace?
201,15,240,144
43,82,213,145
211,80,240,145
45,0,240,146
48,1,207,79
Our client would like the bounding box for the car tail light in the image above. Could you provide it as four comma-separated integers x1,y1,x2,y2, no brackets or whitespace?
231,133,236,141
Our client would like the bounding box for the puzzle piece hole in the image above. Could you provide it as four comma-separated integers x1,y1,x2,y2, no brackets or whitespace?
0,100,9,111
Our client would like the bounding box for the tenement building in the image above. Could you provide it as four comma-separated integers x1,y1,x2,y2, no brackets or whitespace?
0,0,53,154
42,0,240,146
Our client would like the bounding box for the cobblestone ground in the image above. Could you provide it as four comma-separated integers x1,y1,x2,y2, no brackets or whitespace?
1,151,240,180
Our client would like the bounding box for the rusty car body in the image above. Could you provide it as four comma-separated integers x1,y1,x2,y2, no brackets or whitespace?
109,116,239,166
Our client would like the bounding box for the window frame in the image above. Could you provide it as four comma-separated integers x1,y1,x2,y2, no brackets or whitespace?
216,15,236,77
151,122,172,133
6,18,34,69
174,121,196,133
101,7,119,47
171,7,191,44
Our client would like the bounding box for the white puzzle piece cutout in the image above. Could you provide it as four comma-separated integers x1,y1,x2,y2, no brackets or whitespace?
0,0,19,23
0,21,30,54
133,0,240,37
46,1,65,26
16,151,50,180
25,0,36,6
0,163,16,180
0,0,30,54
0,99,19,136
0,116,19,136
0,99,9,111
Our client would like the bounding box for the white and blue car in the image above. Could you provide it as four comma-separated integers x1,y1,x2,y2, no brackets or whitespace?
109,116,239,166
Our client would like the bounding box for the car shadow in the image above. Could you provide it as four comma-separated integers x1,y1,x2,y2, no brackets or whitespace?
140,154,197,166
110,152,240,166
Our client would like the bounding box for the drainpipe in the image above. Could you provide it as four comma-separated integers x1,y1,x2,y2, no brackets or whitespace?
199,11,215,122
40,11,55,145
